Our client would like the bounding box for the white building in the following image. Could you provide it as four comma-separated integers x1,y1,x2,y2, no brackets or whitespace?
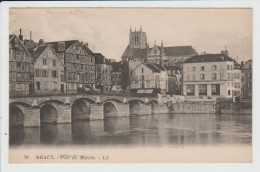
130,63,168,95
182,54,237,99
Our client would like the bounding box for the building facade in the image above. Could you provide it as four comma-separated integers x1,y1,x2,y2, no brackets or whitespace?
241,60,252,99
46,40,95,94
233,63,241,97
165,66,182,95
30,45,65,95
9,34,34,97
183,54,236,98
130,63,168,95
94,53,112,93
110,62,122,93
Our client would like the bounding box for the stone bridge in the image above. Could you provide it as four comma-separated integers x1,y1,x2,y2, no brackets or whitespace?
9,94,168,127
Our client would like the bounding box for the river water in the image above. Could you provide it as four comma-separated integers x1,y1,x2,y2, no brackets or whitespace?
9,113,252,147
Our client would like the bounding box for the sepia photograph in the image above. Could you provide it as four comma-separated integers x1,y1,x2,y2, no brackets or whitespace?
4,6,254,164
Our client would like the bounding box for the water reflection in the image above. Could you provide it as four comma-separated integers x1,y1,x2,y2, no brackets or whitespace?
9,114,252,147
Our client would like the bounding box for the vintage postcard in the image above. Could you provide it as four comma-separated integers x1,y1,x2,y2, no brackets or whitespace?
1,1,257,170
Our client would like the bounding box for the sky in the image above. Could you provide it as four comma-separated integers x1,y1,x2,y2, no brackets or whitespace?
9,8,252,62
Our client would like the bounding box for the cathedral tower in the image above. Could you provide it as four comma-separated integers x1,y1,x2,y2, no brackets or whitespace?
129,26,147,49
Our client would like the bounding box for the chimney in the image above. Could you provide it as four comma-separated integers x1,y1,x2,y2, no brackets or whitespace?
84,43,88,48
39,39,44,45
203,52,207,55
30,31,32,40
19,28,23,41
241,61,244,67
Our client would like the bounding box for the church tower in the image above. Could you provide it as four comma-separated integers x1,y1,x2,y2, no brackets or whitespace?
129,26,147,49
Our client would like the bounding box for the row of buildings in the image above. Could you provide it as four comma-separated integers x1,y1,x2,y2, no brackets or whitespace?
9,29,121,97
9,27,252,99
120,27,252,99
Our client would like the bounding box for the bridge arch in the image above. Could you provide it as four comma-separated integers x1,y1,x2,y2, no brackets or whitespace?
103,101,118,117
71,99,92,120
148,100,159,114
40,104,58,124
129,100,143,115
9,105,24,127
102,99,123,104
38,100,64,107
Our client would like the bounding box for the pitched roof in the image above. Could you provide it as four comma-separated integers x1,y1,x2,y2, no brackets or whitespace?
164,65,181,71
30,45,48,61
164,46,197,56
83,45,95,56
184,54,233,63
45,40,77,52
145,63,165,73
94,53,106,64
121,45,197,60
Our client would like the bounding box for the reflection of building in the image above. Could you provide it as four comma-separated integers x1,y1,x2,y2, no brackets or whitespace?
241,60,252,99
130,63,168,95
183,53,235,98
121,27,197,66
30,45,65,95
9,32,34,97
45,40,95,94
165,66,182,95
94,53,112,93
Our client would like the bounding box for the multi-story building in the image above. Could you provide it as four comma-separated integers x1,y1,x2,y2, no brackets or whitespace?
9,33,34,97
183,54,236,98
121,27,197,66
241,60,252,99
94,53,112,93
30,45,65,95
45,40,95,94
233,63,241,97
130,63,168,95
165,66,182,95
110,62,122,93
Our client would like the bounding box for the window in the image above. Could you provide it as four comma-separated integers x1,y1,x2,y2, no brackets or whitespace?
199,84,207,95
228,90,231,96
52,71,57,78
43,59,47,65
140,75,145,81
192,67,196,71
211,84,220,95
227,65,230,70
212,73,217,80
53,60,56,66
17,62,21,67
212,65,217,70
155,82,160,88
186,85,195,96
77,55,80,60
238,73,240,79
42,70,47,77
200,66,205,71
141,68,144,73
192,74,195,81
200,74,205,80
36,69,40,77
140,82,145,89
37,82,40,90
81,64,84,70
228,73,230,79
156,75,160,81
